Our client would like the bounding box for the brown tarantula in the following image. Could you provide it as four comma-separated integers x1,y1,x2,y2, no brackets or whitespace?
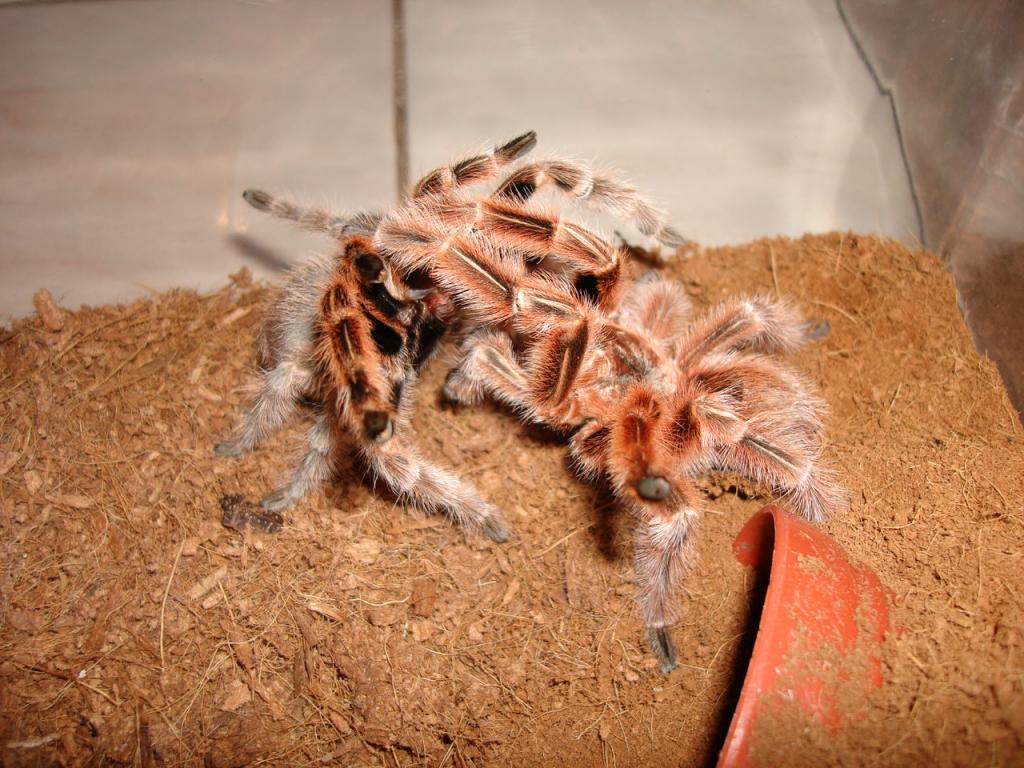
216,132,847,671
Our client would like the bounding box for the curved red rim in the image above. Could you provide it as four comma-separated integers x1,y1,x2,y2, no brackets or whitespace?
717,505,891,767
717,505,789,767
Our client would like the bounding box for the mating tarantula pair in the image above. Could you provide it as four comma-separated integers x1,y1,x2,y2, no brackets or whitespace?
215,132,846,671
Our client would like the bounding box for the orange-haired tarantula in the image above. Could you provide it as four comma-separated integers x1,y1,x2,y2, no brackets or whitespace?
216,131,847,672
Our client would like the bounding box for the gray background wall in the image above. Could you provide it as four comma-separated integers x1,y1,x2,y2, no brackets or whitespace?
841,0,1024,412
1,0,917,318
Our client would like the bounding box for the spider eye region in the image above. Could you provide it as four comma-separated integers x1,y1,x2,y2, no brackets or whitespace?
636,474,671,501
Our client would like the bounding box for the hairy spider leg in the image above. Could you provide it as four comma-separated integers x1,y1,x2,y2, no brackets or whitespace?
241,188,383,240
634,508,699,672
491,158,686,249
375,209,594,331
675,295,808,370
686,352,825,436
442,332,529,408
214,253,337,458
614,274,693,352
475,200,627,310
410,130,538,199
680,352,847,523
260,408,337,512
717,436,845,524
214,357,316,458
412,133,684,249
356,424,509,543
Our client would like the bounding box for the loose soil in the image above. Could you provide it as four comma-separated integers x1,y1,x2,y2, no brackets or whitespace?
1,233,1022,767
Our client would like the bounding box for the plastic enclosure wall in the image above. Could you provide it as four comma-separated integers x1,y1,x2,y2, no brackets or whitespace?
840,0,1024,414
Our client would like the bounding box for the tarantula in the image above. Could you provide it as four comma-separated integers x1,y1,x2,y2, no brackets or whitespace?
216,132,847,671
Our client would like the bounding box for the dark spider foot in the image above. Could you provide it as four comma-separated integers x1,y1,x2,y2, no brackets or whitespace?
260,489,295,513
647,626,678,674
802,319,831,342
242,189,272,211
482,516,510,544
214,441,243,457
495,130,538,163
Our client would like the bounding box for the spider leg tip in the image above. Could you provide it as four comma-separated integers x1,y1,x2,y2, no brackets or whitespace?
242,188,271,211
496,130,539,162
483,516,510,543
214,441,242,457
260,489,294,513
647,626,678,674
803,319,832,342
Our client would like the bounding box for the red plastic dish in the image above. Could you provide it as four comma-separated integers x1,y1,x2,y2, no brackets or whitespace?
717,505,892,767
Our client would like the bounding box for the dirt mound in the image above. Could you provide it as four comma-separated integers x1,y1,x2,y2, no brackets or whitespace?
1,233,1022,766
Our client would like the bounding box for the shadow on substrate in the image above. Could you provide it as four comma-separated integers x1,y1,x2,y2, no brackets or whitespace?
702,525,773,767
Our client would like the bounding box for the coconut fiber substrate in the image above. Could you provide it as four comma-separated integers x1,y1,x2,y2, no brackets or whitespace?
1,233,1023,767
